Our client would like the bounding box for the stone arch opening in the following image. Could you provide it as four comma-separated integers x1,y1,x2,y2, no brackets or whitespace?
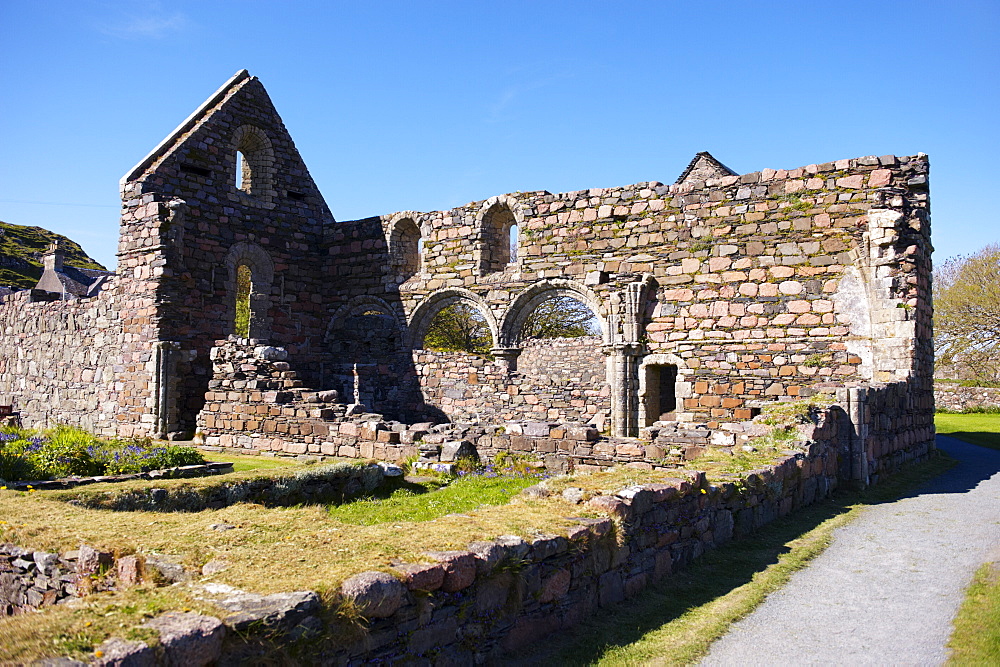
500,279,608,348
386,214,422,281
231,125,275,203
476,196,524,276
639,353,692,425
408,289,498,353
224,242,274,339
326,296,404,358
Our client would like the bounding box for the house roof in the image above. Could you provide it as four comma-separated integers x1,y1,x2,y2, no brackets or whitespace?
675,151,738,185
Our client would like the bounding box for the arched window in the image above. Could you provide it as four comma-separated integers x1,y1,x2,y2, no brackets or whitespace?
224,242,274,339
234,264,252,337
231,125,275,203
388,217,422,281
480,202,517,275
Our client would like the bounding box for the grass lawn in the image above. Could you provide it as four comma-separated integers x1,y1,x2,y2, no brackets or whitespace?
934,412,1000,450
328,473,539,525
0,461,585,664
949,561,1000,664
196,449,304,472
509,453,956,666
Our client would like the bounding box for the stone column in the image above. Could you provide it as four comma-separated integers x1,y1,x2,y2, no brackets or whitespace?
153,341,181,439
490,347,522,373
604,343,645,437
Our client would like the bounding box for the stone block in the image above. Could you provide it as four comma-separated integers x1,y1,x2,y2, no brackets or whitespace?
340,572,407,619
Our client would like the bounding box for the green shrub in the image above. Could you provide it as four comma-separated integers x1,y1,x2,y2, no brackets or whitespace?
0,425,205,482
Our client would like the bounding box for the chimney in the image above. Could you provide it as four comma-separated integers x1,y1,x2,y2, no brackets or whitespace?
43,241,64,272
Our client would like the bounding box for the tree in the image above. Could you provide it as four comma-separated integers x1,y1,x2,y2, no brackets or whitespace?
934,244,1000,382
422,296,600,356
521,295,600,339
423,303,492,355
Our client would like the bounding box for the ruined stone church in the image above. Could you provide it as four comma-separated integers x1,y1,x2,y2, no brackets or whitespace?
0,70,934,483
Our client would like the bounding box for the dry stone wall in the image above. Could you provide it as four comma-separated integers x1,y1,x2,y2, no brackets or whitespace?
934,384,1000,412
325,415,850,663
0,287,129,436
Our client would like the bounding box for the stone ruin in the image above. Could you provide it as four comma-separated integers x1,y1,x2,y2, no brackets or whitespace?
0,69,935,485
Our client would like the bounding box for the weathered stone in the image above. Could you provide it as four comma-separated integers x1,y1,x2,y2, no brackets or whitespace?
391,562,445,591
340,571,406,619
142,612,225,666
92,638,155,667
425,550,477,592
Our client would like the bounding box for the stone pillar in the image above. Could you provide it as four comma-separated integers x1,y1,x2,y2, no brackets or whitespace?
604,343,644,437
153,341,181,439
840,385,870,488
490,347,522,373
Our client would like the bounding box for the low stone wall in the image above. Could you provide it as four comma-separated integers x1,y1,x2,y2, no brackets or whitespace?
66,462,385,512
935,384,1000,412
1,544,141,616
327,426,845,662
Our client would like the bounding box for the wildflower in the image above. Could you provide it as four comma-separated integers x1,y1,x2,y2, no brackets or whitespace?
94,650,104,658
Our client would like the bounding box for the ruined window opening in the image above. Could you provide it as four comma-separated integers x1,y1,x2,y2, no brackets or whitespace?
423,303,492,356
521,295,601,340
391,218,422,281
287,190,306,201
644,364,679,424
235,151,247,190
480,203,517,275
232,125,274,201
234,264,252,337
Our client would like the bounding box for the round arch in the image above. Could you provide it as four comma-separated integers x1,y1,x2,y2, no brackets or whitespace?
499,279,609,348
223,241,274,339
231,125,276,204
326,295,406,359
406,288,499,350
384,211,425,281
325,295,404,344
475,195,526,275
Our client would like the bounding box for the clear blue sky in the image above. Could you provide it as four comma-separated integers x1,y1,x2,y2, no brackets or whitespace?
1,0,997,270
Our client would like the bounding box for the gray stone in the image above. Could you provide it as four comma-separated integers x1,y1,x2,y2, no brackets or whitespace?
144,555,191,584
341,571,407,619
143,611,225,666
196,583,320,631
91,638,155,667
562,487,586,504
439,440,477,463
377,461,404,477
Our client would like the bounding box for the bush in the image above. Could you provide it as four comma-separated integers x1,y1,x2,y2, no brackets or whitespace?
0,425,206,482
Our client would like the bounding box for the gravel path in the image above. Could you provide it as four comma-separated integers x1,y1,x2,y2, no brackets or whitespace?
702,435,1000,666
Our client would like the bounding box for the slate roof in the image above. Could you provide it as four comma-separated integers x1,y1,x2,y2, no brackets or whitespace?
35,265,113,298
675,151,738,185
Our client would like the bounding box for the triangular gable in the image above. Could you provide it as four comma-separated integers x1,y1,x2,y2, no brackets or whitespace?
121,69,252,188
675,151,738,185
118,70,334,223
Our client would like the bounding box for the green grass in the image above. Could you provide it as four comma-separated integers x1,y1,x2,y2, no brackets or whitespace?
327,473,541,525
198,450,302,472
948,562,1000,665
935,413,1000,450
510,453,955,666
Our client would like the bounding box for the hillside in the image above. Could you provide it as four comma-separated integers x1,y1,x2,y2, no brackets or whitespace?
0,220,107,290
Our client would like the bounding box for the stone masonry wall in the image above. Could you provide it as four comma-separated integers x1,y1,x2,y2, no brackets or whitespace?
323,153,931,438
413,336,610,425
934,384,1000,411
0,287,129,436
